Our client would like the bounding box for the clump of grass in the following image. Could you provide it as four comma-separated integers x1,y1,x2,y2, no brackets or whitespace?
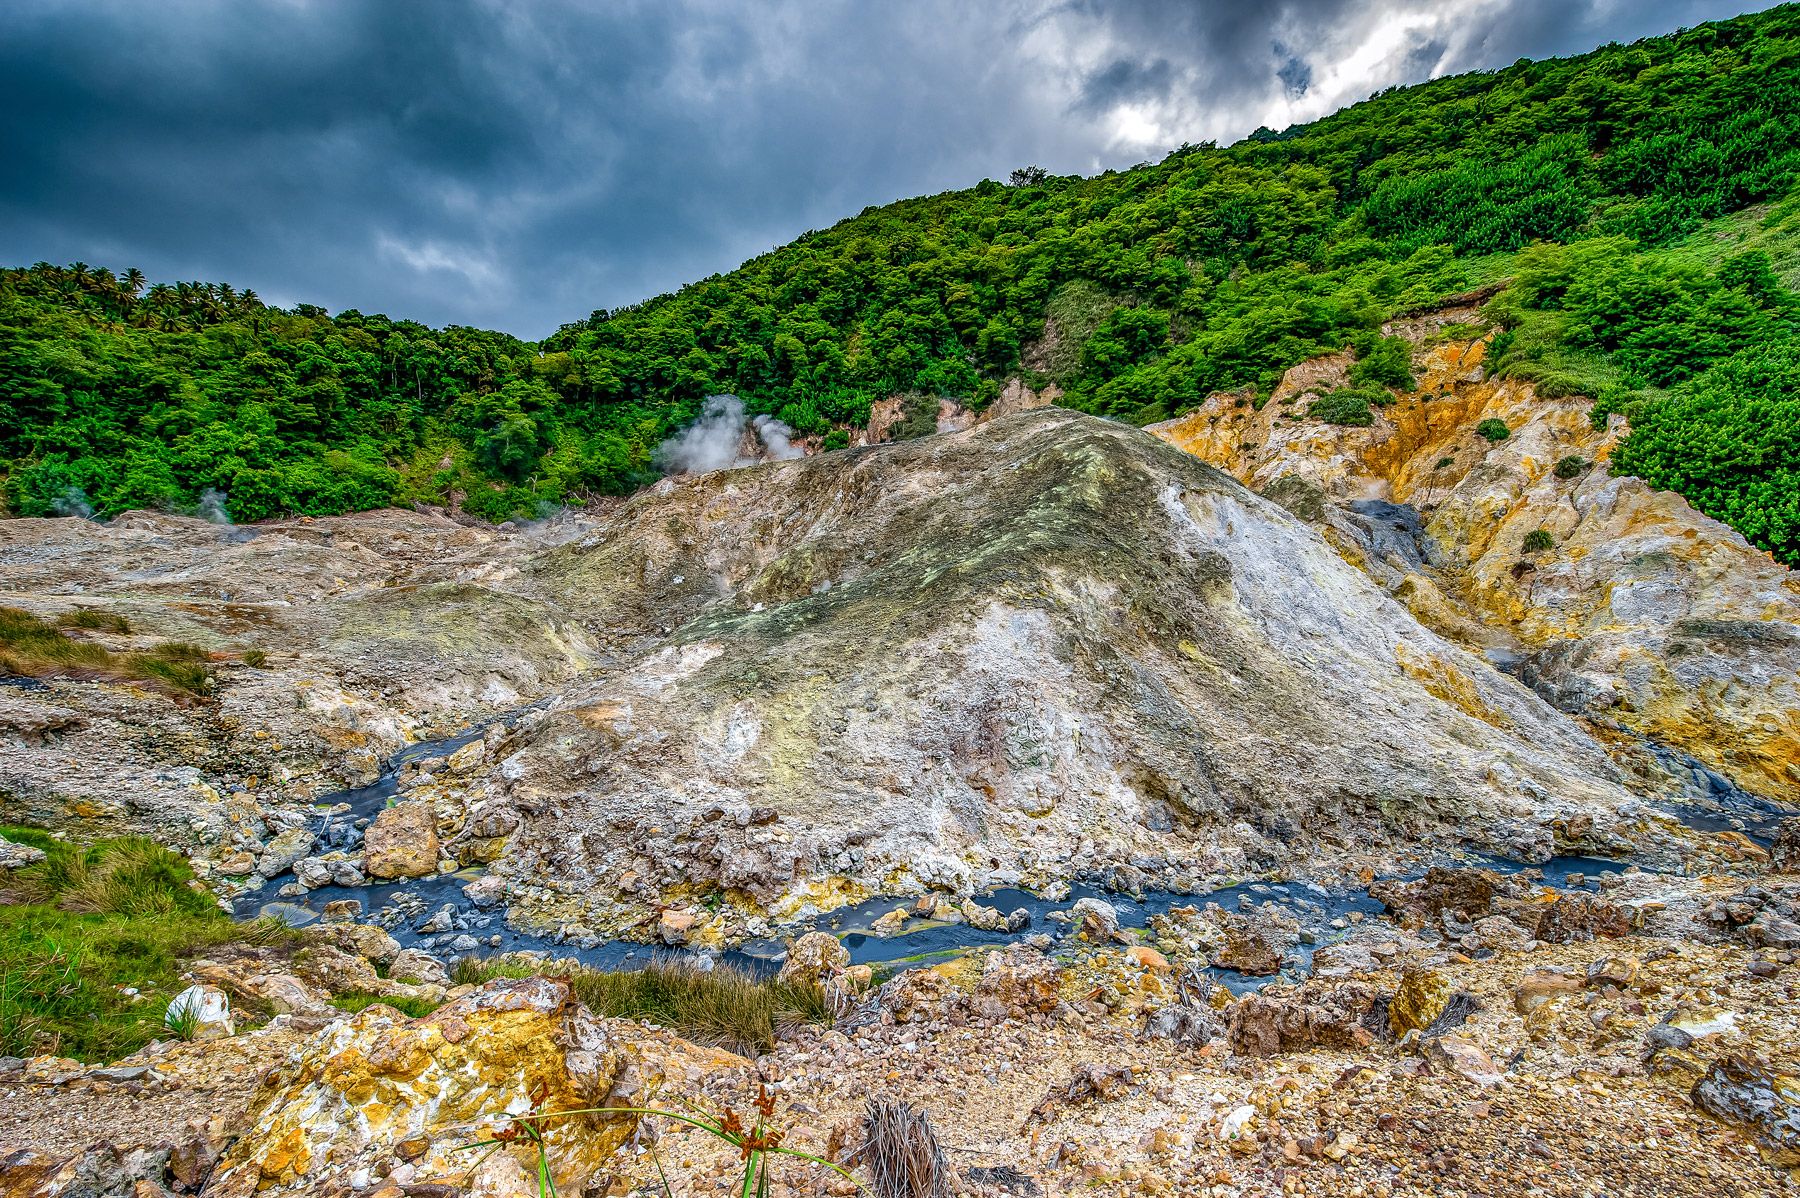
0,607,215,695
1522,528,1556,553
0,825,295,1060
54,609,131,634
1554,454,1590,479
163,996,204,1041
330,990,441,1018
450,958,830,1056
1475,417,1511,442
241,649,268,668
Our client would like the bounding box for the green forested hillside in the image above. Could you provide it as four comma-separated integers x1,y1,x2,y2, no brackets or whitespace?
3,5,1798,559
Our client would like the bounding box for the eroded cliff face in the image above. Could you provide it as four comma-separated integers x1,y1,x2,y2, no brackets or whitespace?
1147,318,1800,805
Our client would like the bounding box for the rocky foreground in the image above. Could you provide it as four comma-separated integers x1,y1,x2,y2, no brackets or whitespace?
2,852,1798,1197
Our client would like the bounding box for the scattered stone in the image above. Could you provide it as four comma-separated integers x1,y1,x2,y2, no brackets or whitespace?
869,907,910,937
658,908,699,946
961,899,1009,932
0,833,47,870
255,827,315,879
1424,1034,1504,1087
1585,955,1640,989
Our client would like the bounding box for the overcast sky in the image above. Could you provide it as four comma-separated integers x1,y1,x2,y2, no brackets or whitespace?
0,0,1775,338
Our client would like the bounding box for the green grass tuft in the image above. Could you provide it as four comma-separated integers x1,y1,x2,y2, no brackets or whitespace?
0,828,295,1060
449,958,831,1056
329,990,441,1018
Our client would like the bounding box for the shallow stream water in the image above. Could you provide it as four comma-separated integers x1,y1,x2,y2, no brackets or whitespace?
232,710,1790,988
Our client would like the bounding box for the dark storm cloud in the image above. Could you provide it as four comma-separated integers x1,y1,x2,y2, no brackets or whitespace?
0,0,1776,336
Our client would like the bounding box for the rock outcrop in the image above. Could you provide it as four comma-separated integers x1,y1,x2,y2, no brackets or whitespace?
201,977,713,1197
477,409,1642,937
1148,318,1800,806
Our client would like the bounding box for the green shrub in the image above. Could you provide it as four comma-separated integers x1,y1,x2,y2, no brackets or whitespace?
821,429,849,451
1308,387,1388,427
1613,344,1800,564
1553,455,1590,479
1522,528,1556,553
1434,456,1456,469
241,649,268,668
1348,334,1417,389
1475,418,1511,442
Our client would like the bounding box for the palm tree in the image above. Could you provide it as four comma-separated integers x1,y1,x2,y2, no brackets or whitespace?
124,268,146,297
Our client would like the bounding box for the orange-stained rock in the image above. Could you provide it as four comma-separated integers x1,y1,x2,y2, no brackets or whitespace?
1149,325,1800,805
201,977,733,1197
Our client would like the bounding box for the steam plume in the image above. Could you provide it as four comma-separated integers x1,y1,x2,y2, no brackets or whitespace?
656,394,805,475
196,488,233,524
52,486,95,519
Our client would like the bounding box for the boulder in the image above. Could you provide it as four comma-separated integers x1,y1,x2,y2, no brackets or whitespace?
777,931,849,987
1226,980,1384,1056
1424,1035,1505,1086
463,872,508,909
166,984,234,1041
361,801,439,880
1537,893,1638,943
1388,967,1454,1036
0,833,46,870
1513,969,1583,1015
307,920,401,968
201,978,670,1196
388,948,452,987
1773,819,1800,873
961,899,1009,932
0,1143,174,1198
256,827,315,879
1209,911,1292,976
1690,1055,1800,1167
1071,897,1123,943
1369,868,1507,930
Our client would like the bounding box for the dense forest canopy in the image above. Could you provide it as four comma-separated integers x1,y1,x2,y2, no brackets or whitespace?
3,5,1798,561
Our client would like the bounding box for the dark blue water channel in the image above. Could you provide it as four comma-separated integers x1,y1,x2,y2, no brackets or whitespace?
232,710,1790,988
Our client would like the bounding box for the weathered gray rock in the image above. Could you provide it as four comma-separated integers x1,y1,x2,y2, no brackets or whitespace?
0,833,46,870
1691,1056,1800,1166
387,948,450,986
255,827,315,879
